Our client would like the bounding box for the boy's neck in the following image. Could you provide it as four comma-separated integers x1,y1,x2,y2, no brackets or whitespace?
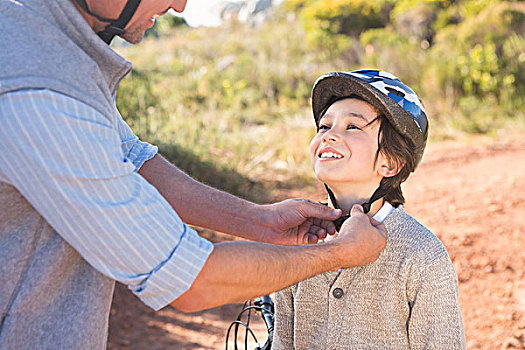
328,191,385,217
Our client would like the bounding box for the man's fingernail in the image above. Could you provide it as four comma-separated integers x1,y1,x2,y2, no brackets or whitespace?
352,205,363,212
332,209,341,217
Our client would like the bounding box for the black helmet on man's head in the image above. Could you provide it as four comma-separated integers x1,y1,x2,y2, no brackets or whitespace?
73,0,142,44
311,70,429,221
312,69,428,169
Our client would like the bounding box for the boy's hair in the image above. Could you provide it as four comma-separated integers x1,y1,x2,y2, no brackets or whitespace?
377,113,416,206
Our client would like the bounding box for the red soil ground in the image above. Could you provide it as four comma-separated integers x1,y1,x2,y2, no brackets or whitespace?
108,135,525,350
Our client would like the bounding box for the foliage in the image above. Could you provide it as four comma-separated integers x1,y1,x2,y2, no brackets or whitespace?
359,28,424,91
390,0,442,45
115,1,525,193
290,0,394,54
425,2,525,122
157,142,272,203
116,15,322,193
145,14,188,38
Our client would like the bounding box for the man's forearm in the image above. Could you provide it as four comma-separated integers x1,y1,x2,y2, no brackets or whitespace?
171,205,387,313
139,154,265,240
171,240,341,313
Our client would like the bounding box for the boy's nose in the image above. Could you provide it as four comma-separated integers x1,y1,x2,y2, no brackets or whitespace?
322,129,340,143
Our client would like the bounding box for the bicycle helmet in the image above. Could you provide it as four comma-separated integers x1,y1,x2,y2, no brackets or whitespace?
73,0,142,44
311,70,429,221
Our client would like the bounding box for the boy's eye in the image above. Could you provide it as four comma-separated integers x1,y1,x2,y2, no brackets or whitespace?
347,124,361,130
318,124,330,130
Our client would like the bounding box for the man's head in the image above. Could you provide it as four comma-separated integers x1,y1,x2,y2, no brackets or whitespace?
311,70,429,210
72,0,187,44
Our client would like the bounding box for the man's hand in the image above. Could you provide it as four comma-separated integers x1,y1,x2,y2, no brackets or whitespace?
328,204,387,268
259,199,342,245
172,204,386,313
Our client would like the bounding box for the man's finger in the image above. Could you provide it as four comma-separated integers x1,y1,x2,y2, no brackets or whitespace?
305,233,319,244
309,225,327,241
310,218,337,236
298,201,342,221
324,221,337,235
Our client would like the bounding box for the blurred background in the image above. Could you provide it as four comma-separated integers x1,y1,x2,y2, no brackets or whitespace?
109,1,525,349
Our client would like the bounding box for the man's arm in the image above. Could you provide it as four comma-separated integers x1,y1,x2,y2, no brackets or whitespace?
139,154,340,245
0,90,385,312
171,205,386,313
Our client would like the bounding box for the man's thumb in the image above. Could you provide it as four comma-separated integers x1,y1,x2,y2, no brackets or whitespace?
301,201,341,220
350,204,364,216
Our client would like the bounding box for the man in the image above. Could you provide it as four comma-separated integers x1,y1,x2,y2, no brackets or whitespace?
0,0,387,348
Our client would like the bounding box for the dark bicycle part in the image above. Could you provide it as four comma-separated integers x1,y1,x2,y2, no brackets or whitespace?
253,295,274,350
225,295,275,350
225,320,258,350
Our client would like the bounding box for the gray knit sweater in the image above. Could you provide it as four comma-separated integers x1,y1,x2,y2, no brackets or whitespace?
274,206,466,350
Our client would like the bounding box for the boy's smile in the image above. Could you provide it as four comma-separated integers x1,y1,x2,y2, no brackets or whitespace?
310,98,389,197
318,147,344,161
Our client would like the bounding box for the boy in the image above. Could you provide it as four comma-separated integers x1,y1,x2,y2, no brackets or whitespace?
273,70,466,349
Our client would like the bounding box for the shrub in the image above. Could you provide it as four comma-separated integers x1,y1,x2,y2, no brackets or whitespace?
289,0,394,54
114,1,525,193
359,28,424,92
423,2,525,132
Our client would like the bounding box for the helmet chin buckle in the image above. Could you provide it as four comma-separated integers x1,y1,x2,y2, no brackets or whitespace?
324,183,389,231
98,26,126,44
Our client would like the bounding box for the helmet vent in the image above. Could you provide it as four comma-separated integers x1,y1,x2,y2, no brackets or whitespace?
385,86,405,98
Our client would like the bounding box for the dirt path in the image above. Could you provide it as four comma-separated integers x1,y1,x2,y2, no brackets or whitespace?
403,137,525,350
108,136,525,349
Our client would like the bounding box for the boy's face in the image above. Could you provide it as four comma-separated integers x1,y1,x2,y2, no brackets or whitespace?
310,98,392,189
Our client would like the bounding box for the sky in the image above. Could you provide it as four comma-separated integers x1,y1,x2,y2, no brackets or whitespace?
176,0,227,27
176,0,284,27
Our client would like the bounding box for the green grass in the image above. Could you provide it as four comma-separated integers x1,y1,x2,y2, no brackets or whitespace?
114,6,524,199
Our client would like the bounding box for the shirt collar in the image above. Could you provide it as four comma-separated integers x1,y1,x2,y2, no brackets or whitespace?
372,201,395,223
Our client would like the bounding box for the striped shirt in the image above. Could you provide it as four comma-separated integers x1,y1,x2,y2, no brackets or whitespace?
0,89,214,311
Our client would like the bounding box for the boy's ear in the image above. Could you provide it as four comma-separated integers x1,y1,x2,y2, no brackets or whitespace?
378,159,405,178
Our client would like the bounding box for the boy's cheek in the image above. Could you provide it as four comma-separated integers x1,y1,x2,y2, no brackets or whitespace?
313,165,328,182
309,144,318,169
309,154,316,171
309,136,321,163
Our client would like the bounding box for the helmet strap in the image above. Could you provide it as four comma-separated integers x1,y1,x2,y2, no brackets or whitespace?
324,183,389,231
362,185,390,214
74,0,142,44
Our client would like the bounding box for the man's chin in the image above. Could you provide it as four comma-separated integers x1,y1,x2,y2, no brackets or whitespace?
121,29,146,44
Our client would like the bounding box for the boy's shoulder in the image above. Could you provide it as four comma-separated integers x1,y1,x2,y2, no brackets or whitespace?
384,205,449,265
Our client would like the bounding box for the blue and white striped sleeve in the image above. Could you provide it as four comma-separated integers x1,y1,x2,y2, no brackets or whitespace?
0,89,214,310
115,107,158,171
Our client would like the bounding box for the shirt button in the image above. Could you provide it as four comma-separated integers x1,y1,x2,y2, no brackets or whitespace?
332,287,344,299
